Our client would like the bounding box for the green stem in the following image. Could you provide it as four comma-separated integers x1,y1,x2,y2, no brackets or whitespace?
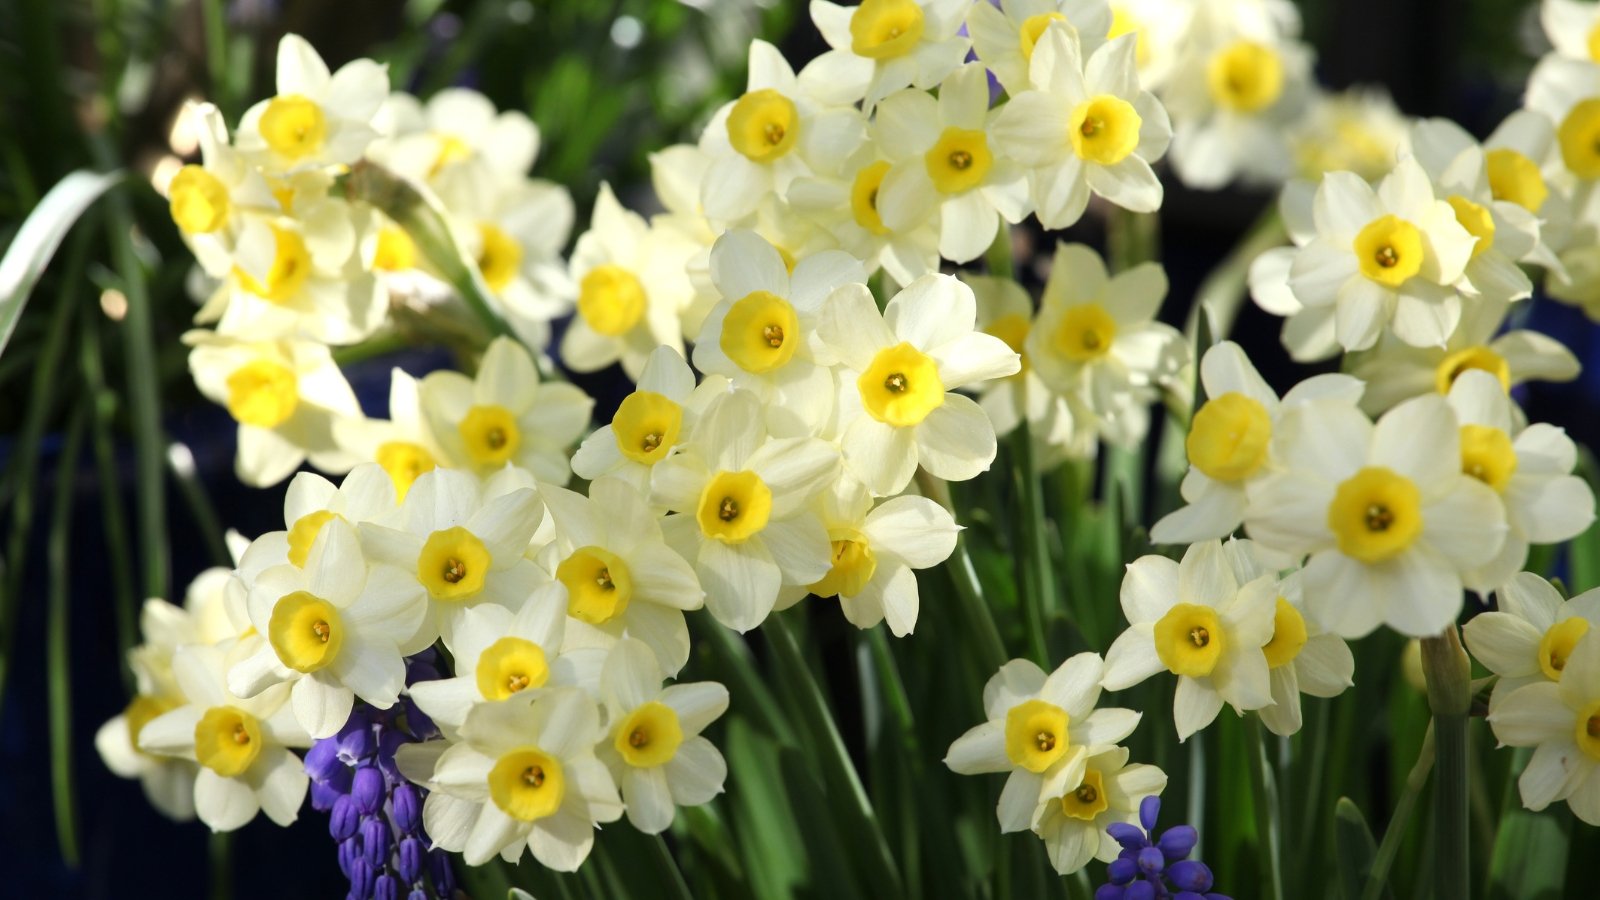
1011,424,1054,665
1106,208,1159,273
209,830,233,900
1064,869,1093,900
48,405,87,867
649,834,695,900
1185,731,1207,862
80,318,138,689
691,616,795,744
200,0,229,116
917,471,1007,671
1185,206,1285,341
1422,629,1471,900
1244,716,1284,900
985,224,1015,280
165,439,233,567
767,613,904,900
1362,724,1436,900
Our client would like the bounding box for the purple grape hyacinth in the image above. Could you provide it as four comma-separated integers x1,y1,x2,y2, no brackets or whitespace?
307,651,457,900
1095,796,1231,900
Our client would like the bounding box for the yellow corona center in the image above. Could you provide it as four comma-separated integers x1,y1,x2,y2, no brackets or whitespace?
259,94,327,160
1538,618,1590,681
849,0,925,59
125,694,176,758
614,701,685,768
458,404,521,469
1262,598,1309,669
808,531,878,598
1060,769,1110,821
1446,195,1496,261
1186,392,1272,483
925,127,994,194
225,359,299,429
475,223,522,293
168,165,230,234
726,89,799,163
1019,12,1067,61
1559,98,1600,180
194,706,264,778
985,313,1030,377
417,526,491,601
556,546,634,625
1485,148,1549,213
1069,95,1142,165
488,748,566,821
1459,424,1517,492
475,637,551,701
1576,700,1600,762
859,341,945,427
375,441,437,502
1052,303,1118,362
696,470,774,544
577,264,647,336
850,160,893,235
1354,215,1424,287
1153,603,1226,678
1206,41,1285,113
236,226,312,304
1434,345,1511,395
721,290,800,374
267,590,344,673
1004,699,1070,773
287,509,342,568
612,390,682,465
431,133,474,174
1327,466,1423,564
372,225,418,272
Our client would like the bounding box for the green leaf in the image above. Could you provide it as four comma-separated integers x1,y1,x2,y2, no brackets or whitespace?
1334,798,1383,900
1487,778,1570,900
0,170,122,358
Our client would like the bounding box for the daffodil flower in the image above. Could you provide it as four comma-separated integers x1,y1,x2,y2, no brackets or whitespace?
1033,746,1166,875
1486,628,1600,825
571,346,720,496
1464,572,1600,713
235,34,388,172
801,0,973,109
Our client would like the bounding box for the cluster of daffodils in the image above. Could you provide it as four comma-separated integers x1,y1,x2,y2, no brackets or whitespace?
102,0,1600,889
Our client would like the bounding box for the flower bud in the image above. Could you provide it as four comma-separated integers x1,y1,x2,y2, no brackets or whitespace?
392,784,422,833
330,795,361,842
361,816,391,867
352,766,385,815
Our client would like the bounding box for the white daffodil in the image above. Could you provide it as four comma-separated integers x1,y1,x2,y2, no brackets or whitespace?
966,0,1113,97
802,0,972,109
650,390,839,632
1228,547,1355,738
1407,117,1543,305
236,33,387,172
1103,0,1192,91
367,87,542,213
1025,243,1184,447
229,517,429,738
1346,295,1579,416
332,368,451,502
571,347,723,495
560,184,694,378
966,274,1092,466
1161,25,1312,189
1150,341,1363,544
539,479,704,675
1034,746,1166,876
1253,158,1476,354
944,654,1142,833
137,644,311,832
358,467,547,650
1444,370,1594,588
818,274,1020,495
97,663,200,822
232,465,400,580
404,689,623,868
596,639,729,834
699,40,867,223
166,102,280,278
1486,629,1600,825
1541,0,1600,66
693,230,864,433
407,584,600,733
991,25,1171,229
419,336,593,484
1289,86,1410,183
787,150,943,288
797,475,960,636
1464,572,1600,713
458,180,577,353
1101,540,1277,740
184,330,361,488
1243,394,1507,638
872,63,1031,263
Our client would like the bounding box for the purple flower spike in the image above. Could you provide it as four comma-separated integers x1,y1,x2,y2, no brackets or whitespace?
1158,825,1198,860
361,816,391,867
1168,860,1214,892
1094,886,1124,900
1107,856,1138,885
1107,821,1146,850
398,837,425,883
352,766,385,815
305,739,343,781
330,795,360,842
373,875,399,900
348,858,375,900
1097,792,1228,900
1139,796,1161,832
1136,846,1165,877
336,836,361,879
1124,881,1157,900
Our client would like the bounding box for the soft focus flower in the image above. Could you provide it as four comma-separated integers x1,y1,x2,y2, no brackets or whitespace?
1464,572,1600,713
1486,629,1600,825
803,0,972,109
235,34,388,172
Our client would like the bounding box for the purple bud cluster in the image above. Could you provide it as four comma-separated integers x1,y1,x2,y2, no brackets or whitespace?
306,652,457,900
1096,797,1230,900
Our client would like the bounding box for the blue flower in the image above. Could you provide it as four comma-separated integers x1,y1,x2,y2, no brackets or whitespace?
1095,797,1231,900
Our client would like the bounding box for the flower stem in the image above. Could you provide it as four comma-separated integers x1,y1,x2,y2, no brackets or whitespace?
917,471,1008,672
1361,723,1436,900
1244,715,1284,900
649,834,694,900
1012,424,1055,665
1421,628,1472,900
985,224,1014,280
